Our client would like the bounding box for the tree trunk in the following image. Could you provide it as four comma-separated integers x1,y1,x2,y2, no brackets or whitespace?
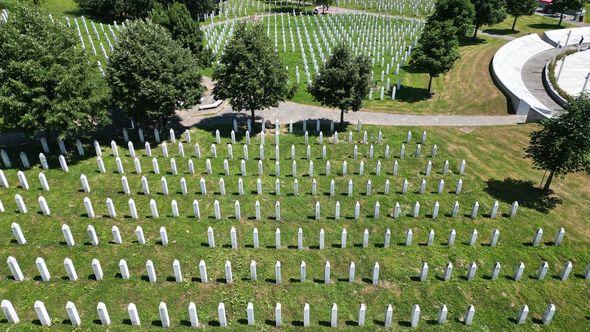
558,12,564,27
543,169,555,191
250,109,256,131
472,24,480,39
340,109,345,125
512,16,518,31
427,75,433,94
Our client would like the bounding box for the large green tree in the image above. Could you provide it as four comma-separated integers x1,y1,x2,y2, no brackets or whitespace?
552,0,584,26
150,2,209,65
308,43,371,125
106,20,203,125
506,0,537,31
427,0,475,36
409,20,460,94
75,0,155,19
213,23,289,127
314,0,334,13
166,0,215,20
470,0,507,39
0,3,109,138
75,0,215,20
525,94,590,191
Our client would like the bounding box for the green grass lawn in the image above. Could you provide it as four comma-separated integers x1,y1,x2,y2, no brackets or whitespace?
0,123,589,330
362,37,509,115
483,13,574,38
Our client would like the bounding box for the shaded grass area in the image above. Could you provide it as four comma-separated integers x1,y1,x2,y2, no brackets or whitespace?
0,124,589,330
482,13,574,38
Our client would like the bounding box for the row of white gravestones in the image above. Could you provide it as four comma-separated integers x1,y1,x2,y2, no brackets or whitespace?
0,299,558,327
49,224,169,247
68,195,516,221
15,127,433,163
203,227,566,250
1,300,190,327
5,255,586,285
2,136,448,172
23,126,426,160
0,150,71,171
3,161,456,194
6,194,517,221
8,221,566,249
416,260,578,282
85,162,463,192
93,141,443,164
77,175,467,199
89,141,440,166
88,157,465,183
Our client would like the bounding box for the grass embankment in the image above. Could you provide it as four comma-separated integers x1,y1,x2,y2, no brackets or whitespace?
0,124,589,330
363,37,508,115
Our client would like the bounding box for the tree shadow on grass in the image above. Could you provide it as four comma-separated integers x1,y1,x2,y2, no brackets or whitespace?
394,84,431,103
288,118,348,136
482,28,518,36
529,23,563,30
458,36,488,46
484,178,562,213
388,66,431,103
191,112,263,139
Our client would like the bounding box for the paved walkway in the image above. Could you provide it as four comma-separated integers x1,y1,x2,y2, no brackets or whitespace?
521,48,563,113
479,31,517,41
181,101,527,127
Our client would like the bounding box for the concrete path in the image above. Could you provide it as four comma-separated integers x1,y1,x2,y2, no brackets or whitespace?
478,31,517,41
521,49,563,113
181,101,526,127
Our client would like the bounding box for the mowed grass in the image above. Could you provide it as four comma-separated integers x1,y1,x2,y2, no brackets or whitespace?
363,37,508,115
482,13,574,38
0,123,589,330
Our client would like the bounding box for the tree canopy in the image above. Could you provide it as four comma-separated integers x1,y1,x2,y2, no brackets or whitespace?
470,0,507,38
427,0,475,36
74,0,215,20
409,20,460,94
314,0,334,13
212,23,289,128
506,0,537,31
0,3,109,138
525,94,590,191
150,2,210,65
74,0,155,19
106,20,203,125
552,0,584,26
308,43,371,124
158,0,215,20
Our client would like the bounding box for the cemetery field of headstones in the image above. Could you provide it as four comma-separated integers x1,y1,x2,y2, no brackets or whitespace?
0,122,589,329
203,12,422,103
334,0,435,17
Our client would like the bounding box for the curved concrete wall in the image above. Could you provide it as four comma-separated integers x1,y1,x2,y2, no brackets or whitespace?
491,34,553,120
